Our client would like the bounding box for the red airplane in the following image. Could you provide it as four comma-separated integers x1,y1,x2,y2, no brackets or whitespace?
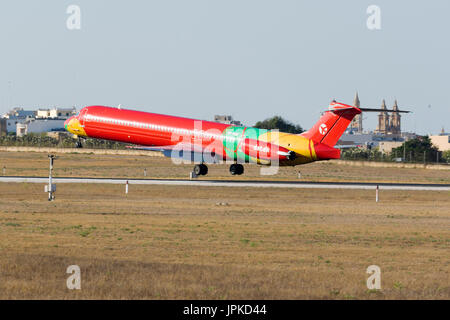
64,101,409,176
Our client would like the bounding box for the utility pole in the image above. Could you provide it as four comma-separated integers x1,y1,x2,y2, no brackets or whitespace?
403,142,406,162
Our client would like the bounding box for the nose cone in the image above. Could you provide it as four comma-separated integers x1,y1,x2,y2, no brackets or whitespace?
64,116,74,131
314,143,341,160
64,116,87,137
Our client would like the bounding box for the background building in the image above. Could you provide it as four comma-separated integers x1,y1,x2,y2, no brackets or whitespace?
214,115,243,126
337,132,407,151
347,94,403,136
338,95,412,153
430,128,450,151
16,123,27,137
1,106,76,134
375,100,402,135
348,92,362,133
36,107,76,119
2,107,36,119
5,119,25,133
2,107,37,133
0,118,7,136
16,118,66,137
378,141,404,154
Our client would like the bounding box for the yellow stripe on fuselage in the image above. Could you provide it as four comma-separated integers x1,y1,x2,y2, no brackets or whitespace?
257,131,316,166
310,138,317,160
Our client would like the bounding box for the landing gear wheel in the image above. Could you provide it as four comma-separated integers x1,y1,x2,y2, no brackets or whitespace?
229,164,244,175
194,164,208,176
200,164,208,175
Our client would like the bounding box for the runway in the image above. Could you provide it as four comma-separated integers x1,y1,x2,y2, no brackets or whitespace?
0,176,449,191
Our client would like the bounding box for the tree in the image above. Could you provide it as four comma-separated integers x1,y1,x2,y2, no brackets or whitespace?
390,136,440,163
442,150,450,163
254,116,303,134
340,147,383,161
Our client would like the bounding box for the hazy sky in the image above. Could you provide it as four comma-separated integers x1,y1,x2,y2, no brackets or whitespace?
0,1,449,134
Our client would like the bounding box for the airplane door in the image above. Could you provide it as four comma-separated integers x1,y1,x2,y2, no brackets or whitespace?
78,108,88,127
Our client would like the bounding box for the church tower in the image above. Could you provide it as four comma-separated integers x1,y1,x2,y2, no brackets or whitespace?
349,92,363,133
389,100,401,134
376,99,389,134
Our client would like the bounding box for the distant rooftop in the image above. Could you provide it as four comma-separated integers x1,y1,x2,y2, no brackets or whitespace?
438,128,449,136
214,115,243,126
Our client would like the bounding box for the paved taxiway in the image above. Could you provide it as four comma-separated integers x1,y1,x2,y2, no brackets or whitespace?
0,176,449,191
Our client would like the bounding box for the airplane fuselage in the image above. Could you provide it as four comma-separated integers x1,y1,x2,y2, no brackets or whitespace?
65,105,344,168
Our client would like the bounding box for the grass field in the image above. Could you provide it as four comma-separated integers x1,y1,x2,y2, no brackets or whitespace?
0,181,448,299
0,151,449,184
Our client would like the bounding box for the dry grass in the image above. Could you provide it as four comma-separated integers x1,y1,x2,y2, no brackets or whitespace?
0,182,448,299
0,151,449,184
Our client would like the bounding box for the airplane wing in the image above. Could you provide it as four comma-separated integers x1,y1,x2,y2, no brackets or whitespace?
126,144,202,152
126,143,223,164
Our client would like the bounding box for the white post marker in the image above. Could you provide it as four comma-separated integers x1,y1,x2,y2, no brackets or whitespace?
46,155,57,201
376,185,379,202
190,171,198,180
125,180,129,194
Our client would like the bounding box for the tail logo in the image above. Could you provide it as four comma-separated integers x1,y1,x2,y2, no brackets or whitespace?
319,123,328,135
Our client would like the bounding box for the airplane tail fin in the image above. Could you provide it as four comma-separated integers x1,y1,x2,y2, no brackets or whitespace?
301,101,362,147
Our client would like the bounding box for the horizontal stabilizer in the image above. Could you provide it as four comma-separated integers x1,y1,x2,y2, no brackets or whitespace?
334,144,363,149
359,108,411,113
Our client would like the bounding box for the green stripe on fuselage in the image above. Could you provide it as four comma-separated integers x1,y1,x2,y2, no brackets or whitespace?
222,126,268,162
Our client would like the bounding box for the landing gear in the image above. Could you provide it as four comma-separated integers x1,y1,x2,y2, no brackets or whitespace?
75,139,83,148
193,164,208,176
229,164,244,175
